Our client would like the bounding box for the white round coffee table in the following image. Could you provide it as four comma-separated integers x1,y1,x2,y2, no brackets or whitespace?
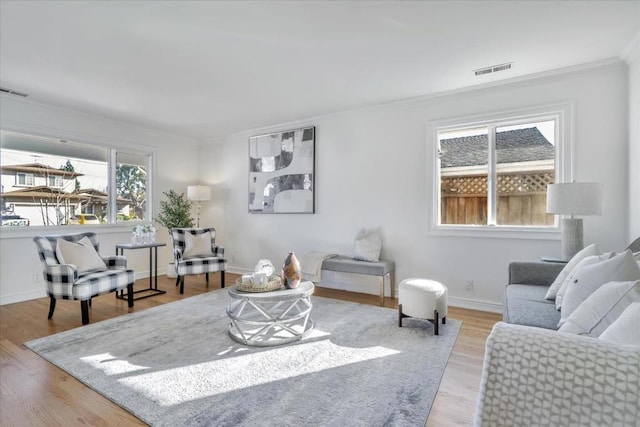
226,281,314,346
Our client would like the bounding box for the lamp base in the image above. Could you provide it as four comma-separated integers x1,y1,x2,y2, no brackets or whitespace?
561,218,583,261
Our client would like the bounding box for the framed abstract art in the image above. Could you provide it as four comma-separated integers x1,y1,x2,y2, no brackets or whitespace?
248,126,315,214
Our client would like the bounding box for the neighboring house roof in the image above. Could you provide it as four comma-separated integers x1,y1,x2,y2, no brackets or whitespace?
0,186,87,202
440,127,554,168
77,188,107,196
0,187,133,205
76,188,133,205
0,163,84,178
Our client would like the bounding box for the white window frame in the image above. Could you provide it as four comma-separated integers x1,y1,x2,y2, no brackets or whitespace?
47,175,64,188
0,128,156,237
16,172,34,186
427,102,573,239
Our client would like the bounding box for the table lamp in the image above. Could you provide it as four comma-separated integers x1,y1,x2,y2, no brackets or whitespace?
187,185,211,228
546,182,603,261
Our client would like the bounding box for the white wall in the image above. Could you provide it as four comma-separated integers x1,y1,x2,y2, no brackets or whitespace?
0,95,200,305
625,37,640,241
1,60,633,310
199,61,631,312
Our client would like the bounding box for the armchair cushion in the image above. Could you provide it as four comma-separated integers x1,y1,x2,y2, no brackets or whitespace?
73,269,136,300
102,255,128,270
55,236,107,274
183,231,214,258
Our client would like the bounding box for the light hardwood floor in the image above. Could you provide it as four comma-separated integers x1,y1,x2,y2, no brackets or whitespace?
0,274,501,426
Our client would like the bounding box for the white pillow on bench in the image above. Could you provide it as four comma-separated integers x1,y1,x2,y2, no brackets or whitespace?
353,228,382,262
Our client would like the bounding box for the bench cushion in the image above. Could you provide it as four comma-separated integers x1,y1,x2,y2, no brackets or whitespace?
321,255,394,276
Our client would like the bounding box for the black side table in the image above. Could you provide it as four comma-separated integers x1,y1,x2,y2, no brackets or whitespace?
116,242,167,300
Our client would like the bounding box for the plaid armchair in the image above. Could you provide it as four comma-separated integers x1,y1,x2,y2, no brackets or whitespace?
33,232,134,325
170,227,227,294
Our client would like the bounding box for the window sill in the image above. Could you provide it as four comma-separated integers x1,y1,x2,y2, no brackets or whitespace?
0,224,141,240
428,224,561,240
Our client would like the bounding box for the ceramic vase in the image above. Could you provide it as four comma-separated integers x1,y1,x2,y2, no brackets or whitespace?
281,251,301,289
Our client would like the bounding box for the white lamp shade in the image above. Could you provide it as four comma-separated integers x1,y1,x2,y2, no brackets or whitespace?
187,185,211,201
546,182,603,216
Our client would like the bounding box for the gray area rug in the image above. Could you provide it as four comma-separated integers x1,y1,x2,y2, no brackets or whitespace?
26,290,461,426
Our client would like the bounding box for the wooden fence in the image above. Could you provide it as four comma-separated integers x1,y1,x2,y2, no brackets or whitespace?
441,171,554,226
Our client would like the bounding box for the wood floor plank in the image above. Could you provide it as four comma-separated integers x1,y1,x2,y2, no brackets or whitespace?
0,274,501,426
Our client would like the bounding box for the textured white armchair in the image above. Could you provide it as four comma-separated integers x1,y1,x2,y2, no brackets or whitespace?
474,322,639,427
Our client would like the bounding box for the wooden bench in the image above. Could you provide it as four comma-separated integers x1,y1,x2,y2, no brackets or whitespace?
321,256,395,306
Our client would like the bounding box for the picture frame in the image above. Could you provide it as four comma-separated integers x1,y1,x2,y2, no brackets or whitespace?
248,126,315,214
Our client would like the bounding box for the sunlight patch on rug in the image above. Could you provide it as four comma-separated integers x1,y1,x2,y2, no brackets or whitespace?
116,335,400,406
81,353,150,375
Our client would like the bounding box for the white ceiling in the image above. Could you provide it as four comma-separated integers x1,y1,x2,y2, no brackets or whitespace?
1,1,638,141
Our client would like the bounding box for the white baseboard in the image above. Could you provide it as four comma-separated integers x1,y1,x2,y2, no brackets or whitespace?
0,289,47,305
134,270,151,280
448,296,504,314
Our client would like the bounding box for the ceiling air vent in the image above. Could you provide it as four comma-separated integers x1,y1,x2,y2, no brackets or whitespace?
0,87,28,97
474,62,513,76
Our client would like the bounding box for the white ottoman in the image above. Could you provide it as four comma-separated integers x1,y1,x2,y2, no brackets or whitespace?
398,278,448,335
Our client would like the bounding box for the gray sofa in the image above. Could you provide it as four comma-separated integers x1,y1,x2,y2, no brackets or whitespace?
474,238,640,426
503,261,564,329
504,237,640,330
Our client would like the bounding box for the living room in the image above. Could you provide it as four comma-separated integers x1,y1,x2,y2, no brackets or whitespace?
1,1,639,426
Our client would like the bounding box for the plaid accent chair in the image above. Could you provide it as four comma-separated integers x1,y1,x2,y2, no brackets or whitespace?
170,227,227,294
33,232,134,325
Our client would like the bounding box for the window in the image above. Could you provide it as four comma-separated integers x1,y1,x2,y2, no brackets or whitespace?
116,151,149,222
16,173,34,186
431,103,572,235
0,130,153,227
48,175,64,188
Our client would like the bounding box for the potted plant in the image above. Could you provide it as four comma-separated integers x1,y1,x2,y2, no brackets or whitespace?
155,189,194,278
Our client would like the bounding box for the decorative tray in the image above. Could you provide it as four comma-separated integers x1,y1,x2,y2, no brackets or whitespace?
235,275,282,293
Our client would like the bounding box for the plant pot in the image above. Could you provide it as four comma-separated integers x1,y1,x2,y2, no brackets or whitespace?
166,262,177,279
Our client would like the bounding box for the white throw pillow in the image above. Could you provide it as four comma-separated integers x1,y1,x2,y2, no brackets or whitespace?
558,250,640,327
598,302,640,345
555,253,611,310
183,232,214,258
353,228,382,262
545,244,600,300
56,237,107,274
558,280,640,336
